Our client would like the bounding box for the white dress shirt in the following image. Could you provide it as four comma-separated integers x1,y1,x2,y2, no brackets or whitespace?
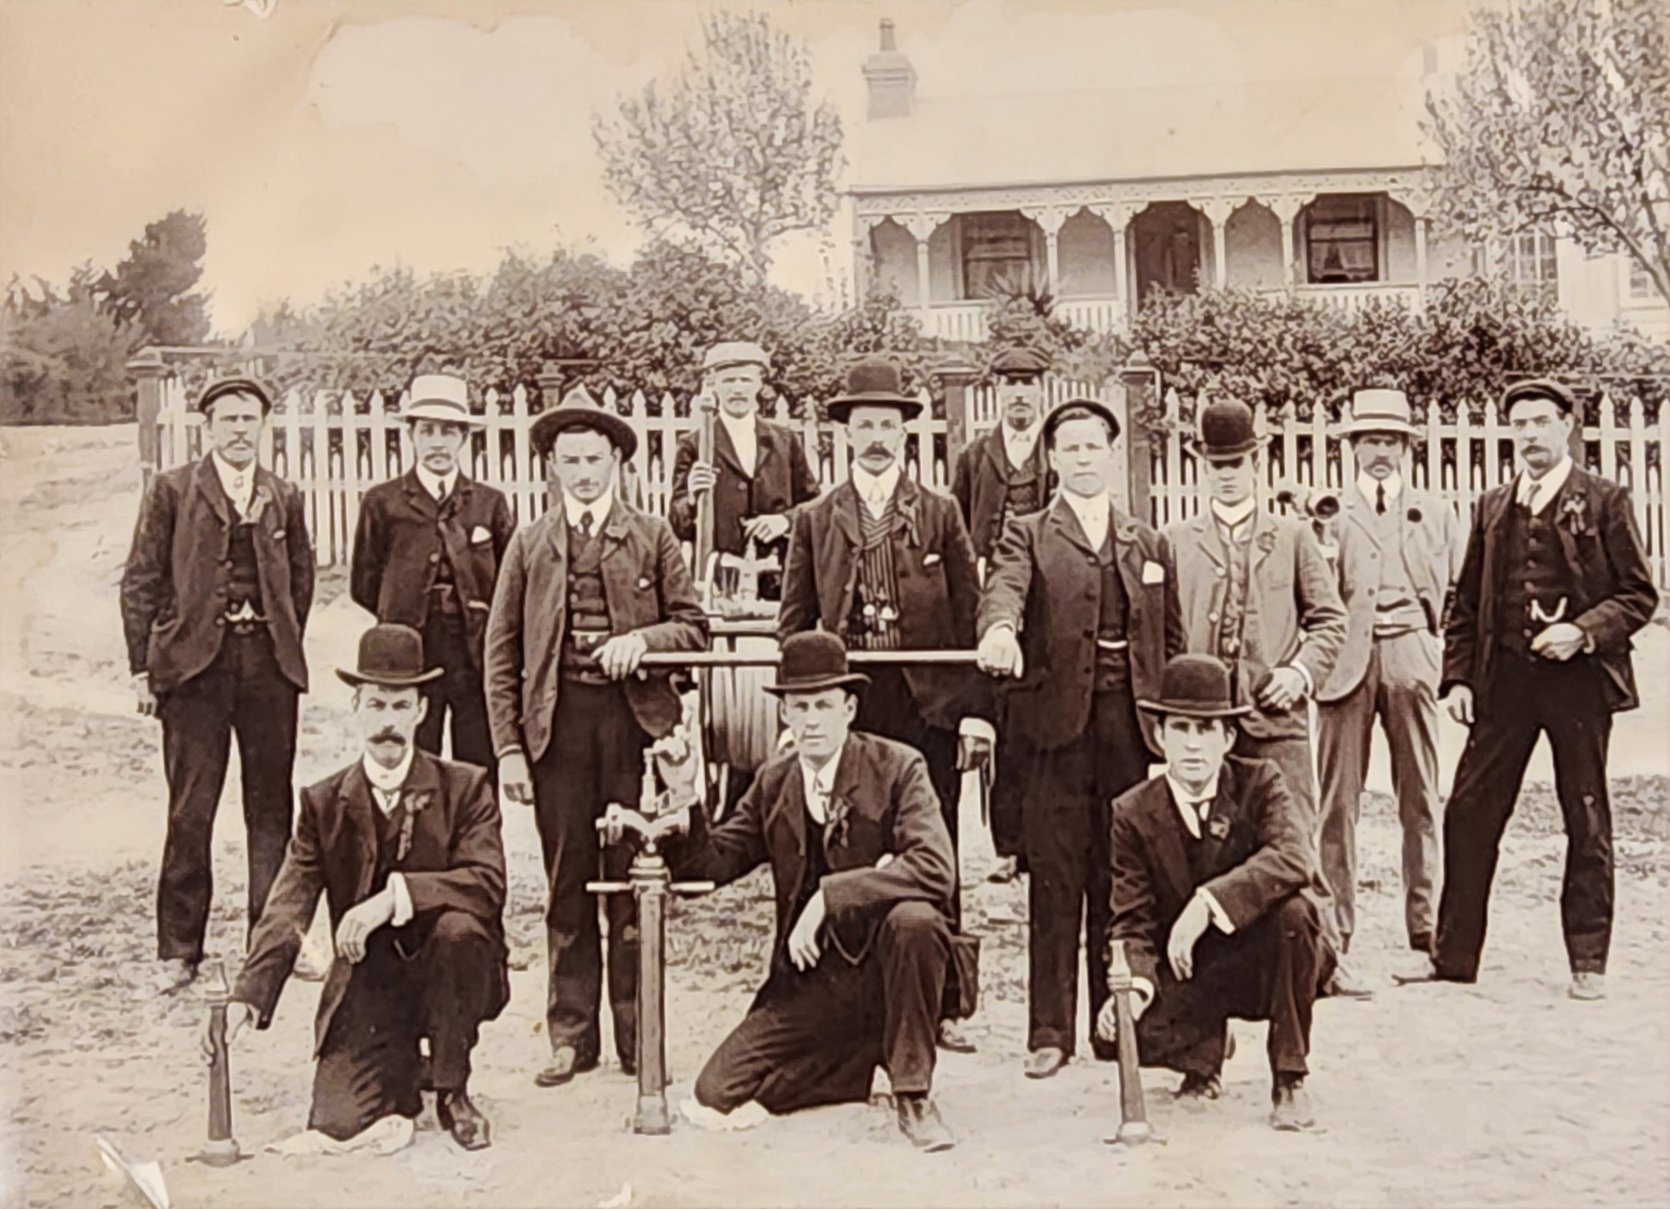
799,752,841,825
1001,422,1041,473
563,489,614,533
1517,455,1573,516
850,463,902,521
1062,489,1112,552
1356,470,1403,511
719,411,759,478
210,450,256,517
1208,496,1258,540
361,751,417,926
415,464,459,503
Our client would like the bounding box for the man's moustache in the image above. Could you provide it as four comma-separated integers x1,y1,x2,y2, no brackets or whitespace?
371,729,406,744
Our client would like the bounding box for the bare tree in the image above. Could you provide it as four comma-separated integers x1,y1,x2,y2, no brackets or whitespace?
1425,0,1670,307
593,10,845,285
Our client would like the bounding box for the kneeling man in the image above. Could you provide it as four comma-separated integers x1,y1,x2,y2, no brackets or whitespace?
212,624,509,1151
1101,654,1334,1131
672,632,958,1152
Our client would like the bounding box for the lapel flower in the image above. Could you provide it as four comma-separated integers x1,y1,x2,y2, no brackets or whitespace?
395,790,432,863
1559,492,1591,537
244,483,275,527
1255,529,1278,555
1206,814,1231,840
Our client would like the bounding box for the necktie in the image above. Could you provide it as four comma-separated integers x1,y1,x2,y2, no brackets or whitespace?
1192,801,1212,838
578,510,594,538
1375,483,1386,515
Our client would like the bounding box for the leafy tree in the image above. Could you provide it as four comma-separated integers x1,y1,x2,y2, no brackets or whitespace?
1425,0,1670,307
1,266,134,423
592,10,845,284
99,210,212,346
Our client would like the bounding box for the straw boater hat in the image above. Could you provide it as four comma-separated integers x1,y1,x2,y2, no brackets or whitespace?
702,341,771,375
197,376,275,415
1188,398,1268,462
1502,377,1578,417
336,624,443,689
762,632,869,696
1042,396,1122,445
990,346,1051,381
1137,654,1253,719
529,391,639,461
824,359,924,423
1336,387,1420,440
402,373,484,428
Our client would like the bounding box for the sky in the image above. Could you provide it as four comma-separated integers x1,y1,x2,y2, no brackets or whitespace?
0,0,1486,337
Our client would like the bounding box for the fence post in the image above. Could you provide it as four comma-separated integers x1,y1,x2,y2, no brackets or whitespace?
930,358,980,476
1118,354,1161,524
129,346,167,488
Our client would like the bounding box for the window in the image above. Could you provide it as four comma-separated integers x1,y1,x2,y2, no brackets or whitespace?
1627,258,1656,301
1505,232,1559,295
959,212,1040,299
1305,195,1379,284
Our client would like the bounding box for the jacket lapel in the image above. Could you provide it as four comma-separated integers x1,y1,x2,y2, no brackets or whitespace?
830,481,862,549
1050,495,1096,556
1343,493,1384,551
1193,767,1246,871
1113,511,1144,596
1548,466,1590,581
401,470,441,521
981,430,1013,484
333,763,381,900
1188,511,1227,572
1248,508,1279,574
195,457,233,528
396,752,445,863
714,420,751,479
597,502,634,621
1146,780,1195,902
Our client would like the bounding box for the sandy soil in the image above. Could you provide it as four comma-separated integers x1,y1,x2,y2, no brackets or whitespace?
1,425,1666,1209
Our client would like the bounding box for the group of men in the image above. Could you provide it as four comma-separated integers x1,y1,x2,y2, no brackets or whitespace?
121,342,1656,1157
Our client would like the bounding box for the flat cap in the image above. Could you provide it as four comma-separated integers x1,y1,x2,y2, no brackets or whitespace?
1502,378,1578,417
197,376,274,415
702,342,770,375
990,346,1052,380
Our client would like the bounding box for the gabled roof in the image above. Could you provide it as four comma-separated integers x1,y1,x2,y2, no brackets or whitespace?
850,76,1436,195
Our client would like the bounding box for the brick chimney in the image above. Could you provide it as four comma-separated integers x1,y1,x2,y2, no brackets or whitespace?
863,18,916,120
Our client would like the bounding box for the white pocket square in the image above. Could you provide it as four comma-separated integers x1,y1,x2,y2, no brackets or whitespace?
923,553,943,567
637,576,652,589
469,525,492,544
1141,560,1166,584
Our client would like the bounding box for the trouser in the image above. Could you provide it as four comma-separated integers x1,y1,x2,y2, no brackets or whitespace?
1026,682,1151,1057
415,608,495,780
531,680,645,1064
988,715,1032,867
308,910,506,1140
1317,632,1443,950
694,901,950,1115
1236,732,1317,831
156,629,299,962
1433,652,1614,979
1129,894,1332,1080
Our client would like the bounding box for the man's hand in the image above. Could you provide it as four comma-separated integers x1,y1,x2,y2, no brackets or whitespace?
1444,685,1475,726
1166,895,1212,981
787,889,826,971
1256,666,1307,713
1531,622,1588,663
976,625,1024,679
741,513,791,544
201,1001,256,1062
335,887,397,964
595,632,648,680
1093,988,1151,1046
134,673,157,718
686,460,718,498
500,751,534,806
650,731,701,807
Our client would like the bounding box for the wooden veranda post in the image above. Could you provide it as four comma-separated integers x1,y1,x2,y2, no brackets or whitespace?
129,347,168,489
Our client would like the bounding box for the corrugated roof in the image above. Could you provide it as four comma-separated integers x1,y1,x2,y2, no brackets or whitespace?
850,76,1435,194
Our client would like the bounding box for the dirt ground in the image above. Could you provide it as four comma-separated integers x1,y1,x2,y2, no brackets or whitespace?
1,425,1667,1209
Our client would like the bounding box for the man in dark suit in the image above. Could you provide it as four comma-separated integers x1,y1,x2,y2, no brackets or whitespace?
951,344,1056,883
669,632,958,1152
977,397,1182,1079
121,376,314,996
484,393,708,1087
351,374,516,778
214,624,508,1151
1101,654,1334,1131
667,340,820,597
1400,380,1656,1001
779,358,991,1054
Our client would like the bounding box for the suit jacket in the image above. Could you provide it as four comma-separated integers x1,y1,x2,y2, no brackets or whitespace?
1441,465,1656,715
1316,486,1463,702
951,428,1055,561
674,731,955,981
484,499,708,762
350,471,516,668
778,477,989,729
1109,756,1327,989
977,496,1183,752
1164,508,1346,739
667,417,820,553
120,458,314,694
233,751,509,1053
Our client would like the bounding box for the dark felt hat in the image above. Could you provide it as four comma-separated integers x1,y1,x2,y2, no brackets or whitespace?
763,631,870,696
990,346,1052,380
197,376,275,415
530,392,639,460
1042,396,1122,445
825,359,924,423
337,624,444,689
1502,378,1578,418
1189,398,1267,461
1137,654,1252,719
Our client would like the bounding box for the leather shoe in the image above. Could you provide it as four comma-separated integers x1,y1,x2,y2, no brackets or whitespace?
895,1093,955,1152
1023,1047,1067,1079
1568,972,1606,1001
986,857,1021,884
1175,1071,1222,1100
1270,1076,1315,1131
620,1052,638,1077
153,958,198,997
437,1089,492,1150
534,1045,598,1088
937,1020,976,1054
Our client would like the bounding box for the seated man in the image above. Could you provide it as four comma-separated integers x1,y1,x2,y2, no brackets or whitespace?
668,631,959,1152
208,624,509,1151
1098,654,1334,1131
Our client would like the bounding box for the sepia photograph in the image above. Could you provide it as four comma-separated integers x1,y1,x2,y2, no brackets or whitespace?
1,0,1666,1205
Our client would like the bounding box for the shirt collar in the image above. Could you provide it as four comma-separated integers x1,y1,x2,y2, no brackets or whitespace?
799,748,843,821
362,749,416,806
414,464,459,501
1063,489,1111,527
1518,456,1573,507
210,450,256,502
1357,470,1402,507
1001,420,1041,456
1164,771,1221,839
563,489,615,530
1209,497,1257,528
850,462,902,506
718,410,757,441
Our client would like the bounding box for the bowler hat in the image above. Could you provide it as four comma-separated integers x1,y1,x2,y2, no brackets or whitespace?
1188,398,1267,462
1137,654,1252,719
1337,386,1419,439
825,359,924,423
1042,397,1121,446
702,341,771,375
990,346,1051,381
530,391,639,461
198,376,274,416
402,373,484,428
337,624,443,689
763,631,870,696
1502,378,1578,418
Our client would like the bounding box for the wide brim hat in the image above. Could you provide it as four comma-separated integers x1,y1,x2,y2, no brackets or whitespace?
825,358,924,423
530,392,639,461
1188,398,1268,462
1336,386,1419,439
702,341,771,375
990,346,1051,381
198,376,275,415
1042,397,1121,446
1502,377,1578,418
402,373,485,428
763,632,870,696
1137,654,1253,719
337,623,444,688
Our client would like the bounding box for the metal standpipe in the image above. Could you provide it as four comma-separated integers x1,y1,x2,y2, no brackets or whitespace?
198,959,243,1166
